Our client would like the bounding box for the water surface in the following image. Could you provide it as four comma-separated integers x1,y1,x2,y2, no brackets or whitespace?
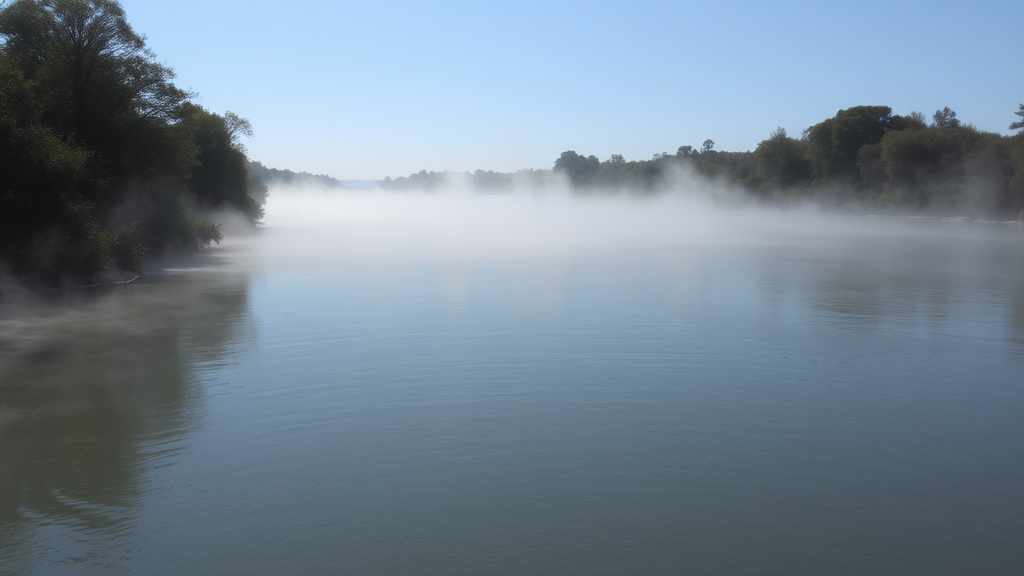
2,195,1023,574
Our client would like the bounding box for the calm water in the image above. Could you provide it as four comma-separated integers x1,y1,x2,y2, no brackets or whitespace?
2,195,1023,574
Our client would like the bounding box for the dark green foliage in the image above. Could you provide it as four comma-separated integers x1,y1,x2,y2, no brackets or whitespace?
249,160,342,190
110,179,207,251
879,128,947,184
554,151,600,187
746,105,1022,216
804,106,895,184
596,156,663,189
1011,104,1024,132
0,0,265,282
856,143,886,190
889,112,928,132
754,128,811,192
379,104,1024,219
962,140,1013,214
192,219,223,247
98,221,146,272
0,54,102,279
932,107,961,130
872,122,1011,213
0,0,194,204
182,104,263,222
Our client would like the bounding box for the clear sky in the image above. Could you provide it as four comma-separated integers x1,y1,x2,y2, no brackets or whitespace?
118,0,1022,180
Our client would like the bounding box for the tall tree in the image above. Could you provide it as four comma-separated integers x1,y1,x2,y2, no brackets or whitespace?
931,107,961,130
0,1,264,280
753,127,810,191
1011,104,1024,132
182,104,262,222
554,150,599,187
0,0,194,203
804,105,894,184
0,1,188,131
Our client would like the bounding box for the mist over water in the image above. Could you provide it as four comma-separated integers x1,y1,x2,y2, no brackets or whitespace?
261,181,974,256
3,184,1024,574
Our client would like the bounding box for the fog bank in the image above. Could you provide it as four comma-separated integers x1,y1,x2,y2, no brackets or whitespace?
260,178,1018,262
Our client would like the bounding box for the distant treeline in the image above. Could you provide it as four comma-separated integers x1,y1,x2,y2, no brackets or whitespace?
380,168,549,192
383,105,1024,218
0,0,266,283
249,161,346,190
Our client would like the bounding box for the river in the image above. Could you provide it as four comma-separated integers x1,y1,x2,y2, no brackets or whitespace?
2,191,1023,574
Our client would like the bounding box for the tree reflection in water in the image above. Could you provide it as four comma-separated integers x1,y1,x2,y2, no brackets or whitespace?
752,221,1024,353
0,270,254,572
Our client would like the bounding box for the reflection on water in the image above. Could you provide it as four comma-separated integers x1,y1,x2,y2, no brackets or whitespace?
754,221,1024,341
1,205,1023,574
0,264,254,572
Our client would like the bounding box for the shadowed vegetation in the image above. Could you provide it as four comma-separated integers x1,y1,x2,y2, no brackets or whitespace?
0,0,265,283
383,105,1024,219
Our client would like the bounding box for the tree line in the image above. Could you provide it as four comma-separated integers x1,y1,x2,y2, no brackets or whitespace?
0,0,265,284
384,105,1024,219
248,161,346,190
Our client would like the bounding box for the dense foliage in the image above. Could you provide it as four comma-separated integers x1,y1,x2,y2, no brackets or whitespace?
249,161,344,191
569,105,1024,217
0,0,265,283
384,105,1024,219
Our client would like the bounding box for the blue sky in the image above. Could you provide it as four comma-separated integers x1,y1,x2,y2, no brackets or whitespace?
118,0,1022,180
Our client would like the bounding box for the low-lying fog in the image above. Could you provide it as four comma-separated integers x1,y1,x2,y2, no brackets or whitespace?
3,176,1024,575
260,179,1018,262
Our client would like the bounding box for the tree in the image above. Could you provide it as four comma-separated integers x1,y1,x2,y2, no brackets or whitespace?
878,128,944,184
224,111,254,152
804,105,894,184
553,150,599,187
702,139,715,153
889,112,928,132
0,53,102,277
0,0,190,143
0,1,264,280
932,107,961,130
181,105,262,222
1011,104,1024,132
676,145,693,156
0,0,194,207
753,127,810,191
609,154,624,164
